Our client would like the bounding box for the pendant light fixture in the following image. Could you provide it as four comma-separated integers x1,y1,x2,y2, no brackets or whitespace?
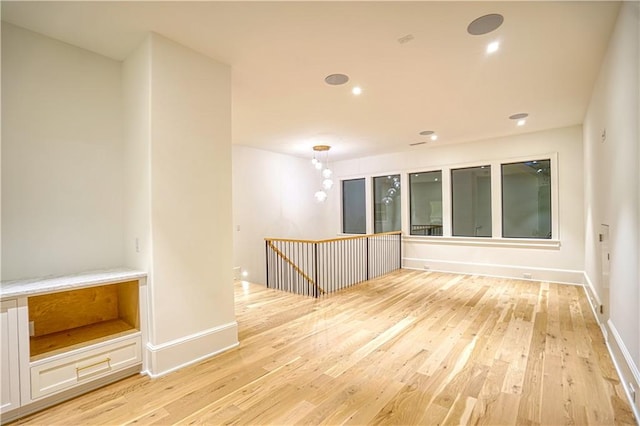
312,145,333,202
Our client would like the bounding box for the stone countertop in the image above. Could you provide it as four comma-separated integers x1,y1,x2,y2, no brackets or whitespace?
0,268,147,300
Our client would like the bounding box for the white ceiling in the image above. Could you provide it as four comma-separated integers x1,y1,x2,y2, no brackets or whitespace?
1,1,620,161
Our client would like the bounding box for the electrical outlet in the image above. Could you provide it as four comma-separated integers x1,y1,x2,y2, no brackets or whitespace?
600,304,604,314
523,273,532,279
135,238,140,253
423,265,430,270
629,382,636,403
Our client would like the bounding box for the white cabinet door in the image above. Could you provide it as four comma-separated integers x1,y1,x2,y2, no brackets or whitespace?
1,300,20,413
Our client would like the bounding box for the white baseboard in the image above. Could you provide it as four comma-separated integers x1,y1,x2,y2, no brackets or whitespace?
606,319,640,421
582,272,603,306
144,321,239,378
403,257,584,284
581,273,607,340
579,272,638,422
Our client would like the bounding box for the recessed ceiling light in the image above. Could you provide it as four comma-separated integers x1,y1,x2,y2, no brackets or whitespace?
486,41,500,54
509,112,529,120
325,73,349,86
419,130,434,136
352,86,362,95
430,134,438,141
467,13,504,35
517,119,526,126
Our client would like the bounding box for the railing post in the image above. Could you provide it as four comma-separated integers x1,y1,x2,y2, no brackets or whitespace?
313,243,319,298
366,236,370,281
265,240,270,288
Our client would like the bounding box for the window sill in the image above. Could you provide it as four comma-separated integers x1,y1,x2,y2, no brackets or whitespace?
402,235,561,250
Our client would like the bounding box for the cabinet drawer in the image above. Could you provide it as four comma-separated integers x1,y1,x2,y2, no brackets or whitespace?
30,335,141,399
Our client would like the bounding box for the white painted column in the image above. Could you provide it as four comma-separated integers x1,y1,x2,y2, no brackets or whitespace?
123,34,237,377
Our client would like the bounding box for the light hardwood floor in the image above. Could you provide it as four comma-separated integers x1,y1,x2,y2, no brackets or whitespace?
10,270,636,425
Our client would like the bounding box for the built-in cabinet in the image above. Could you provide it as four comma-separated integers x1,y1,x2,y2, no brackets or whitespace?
1,300,20,414
0,270,146,424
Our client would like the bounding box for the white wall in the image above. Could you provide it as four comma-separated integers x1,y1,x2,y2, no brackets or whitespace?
329,125,585,283
232,145,333,285
122,35,153,373
122,34,237,376
583,1,640,415
123,37,151,275
1,23,124,280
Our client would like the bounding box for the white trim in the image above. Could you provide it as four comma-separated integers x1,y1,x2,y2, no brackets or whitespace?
403,235,560,249
580,273,607,340
581,272,606,337
144,321,238,377
582,272,602,307
402,258,583,285
563,273,638,422
583,272,614,342
144,341,239,379
146,321,237,351
608,320,640,386
606,319,640,421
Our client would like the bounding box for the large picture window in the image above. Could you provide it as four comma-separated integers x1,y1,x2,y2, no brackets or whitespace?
502,159,551,238
373,175,401,233
451,166,492,237
409,171,443,236
342,178,366,234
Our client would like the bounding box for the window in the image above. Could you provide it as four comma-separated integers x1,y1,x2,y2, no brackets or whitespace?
342,178,366,234
373,175,401,233
502,159,551,238
409,171,443,236
451,166,492,237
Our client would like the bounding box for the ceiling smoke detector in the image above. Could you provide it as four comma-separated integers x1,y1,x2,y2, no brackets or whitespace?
419,130,435,136
324,73,349,86
467,13,504,35
397,34,415,44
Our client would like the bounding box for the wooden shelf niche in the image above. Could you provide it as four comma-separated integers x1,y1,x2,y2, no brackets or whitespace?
28,281,139,360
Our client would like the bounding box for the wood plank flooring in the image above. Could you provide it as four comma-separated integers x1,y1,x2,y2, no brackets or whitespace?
10,270,636,425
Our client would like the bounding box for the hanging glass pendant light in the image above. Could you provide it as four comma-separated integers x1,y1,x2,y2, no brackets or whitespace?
314,190,328,202
312,145,332,202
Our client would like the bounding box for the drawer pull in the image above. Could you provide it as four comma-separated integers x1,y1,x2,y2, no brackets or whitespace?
76,357,111,377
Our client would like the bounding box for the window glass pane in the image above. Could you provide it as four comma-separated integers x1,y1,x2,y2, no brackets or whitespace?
502,159,551,239
373,175,401,233
342,178,366,234
409,171,443,236
451,166,492,237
